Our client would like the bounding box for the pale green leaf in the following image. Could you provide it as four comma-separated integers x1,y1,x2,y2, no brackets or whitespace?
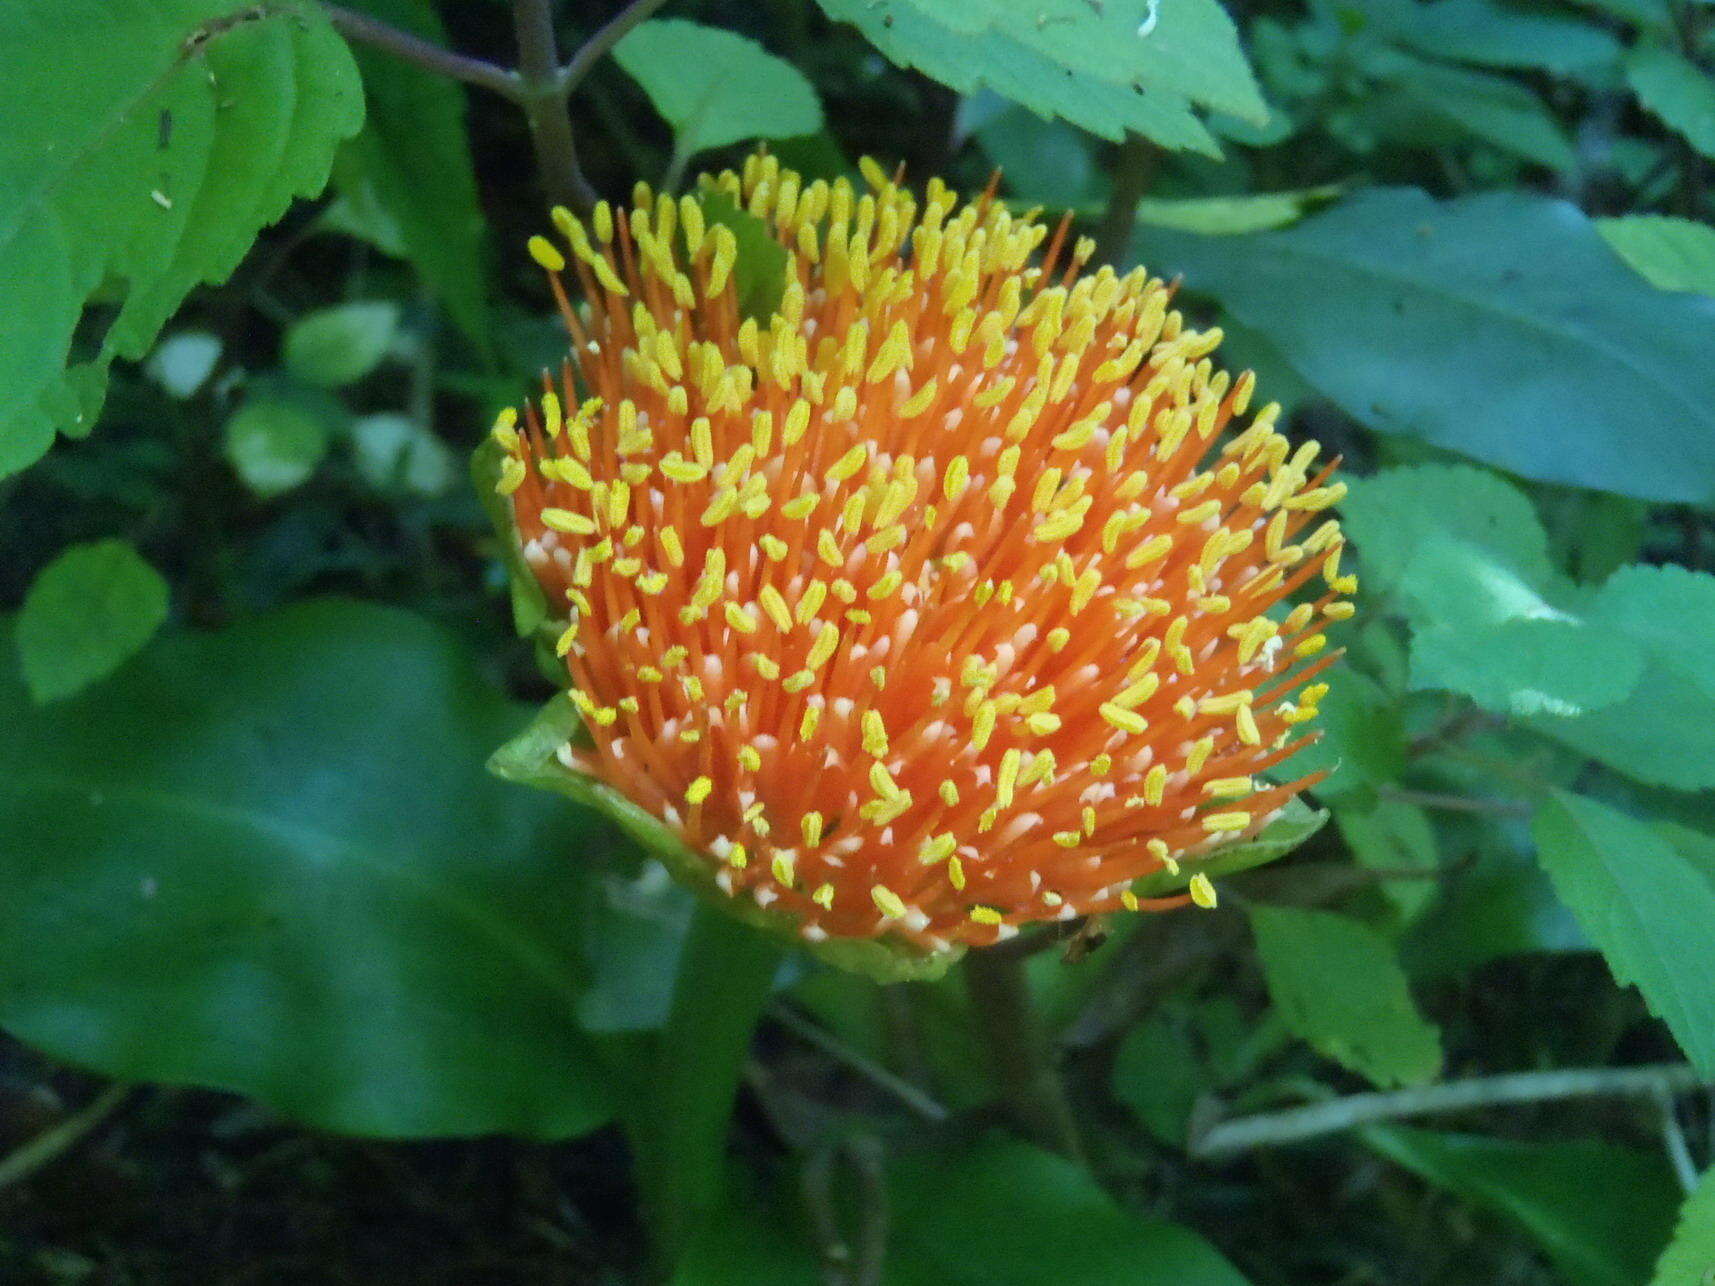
223,397,330,497
614,19,822,164
1133,186,1345,235
1599,215,1715,297
16,540,169,703
1249,904,1443,1087
282,301,398,388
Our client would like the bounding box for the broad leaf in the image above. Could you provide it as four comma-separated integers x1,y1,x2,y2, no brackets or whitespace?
1349,0,1622,74
1599,215,1715,297
1364,1127,1681,1286
1531,566,1715,790
1249,904,1443,1087
884,1137,1251,1284
1532,791,1715,1074
334,0,488,347
1133,186,1344,235
0,599,612,1139
1628,46,1715,160
1141,189,1715,504
282,301,398,388
0,0,363,477
223,396,330,497
16,540,169,703
614,20,823,167
813,0,1230,151
1366,51,1576,171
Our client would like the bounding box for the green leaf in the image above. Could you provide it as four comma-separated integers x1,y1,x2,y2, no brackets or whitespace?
1336,796,1440,923
1532,565,1715,790
1598,215,1715,297
487,693,956,985
1140,189,1715,504
0,599,611,1139
282,301,399,388
1248,904,1443,1087
812,0,1224,151
1281,667,1407,801
1133,186,1345,235
223,396,330,497
614,19,822,166
1628,46,1715,160
1365,52,1577,171
1135,796,1330,897
334,0,488,347
693,191,790,324
0,0,363,477
1353,0,1622,74
1113,1007,1204,1145
884,1136,1251,1284
965,93,1102,206
348,412,455,497
1652,1166,1715,1286
143,331,221,398
1532,791,1715,1075
471,437,551,641
1364,1127,1681,1286
16,540,169,703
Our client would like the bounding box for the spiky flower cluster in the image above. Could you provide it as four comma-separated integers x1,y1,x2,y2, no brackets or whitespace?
492,154,1351,957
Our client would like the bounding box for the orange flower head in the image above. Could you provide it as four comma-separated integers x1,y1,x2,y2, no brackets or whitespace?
492,154,1352,962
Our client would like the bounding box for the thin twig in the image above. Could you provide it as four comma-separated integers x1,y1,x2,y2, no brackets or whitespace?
1377,785,1530,818
770,1003,949,1123
513,0,597,212
0,1083,134,1190
321,3,522,100
1192,1063,1709,1158
1655,1083,1701,1194
559,0,675,96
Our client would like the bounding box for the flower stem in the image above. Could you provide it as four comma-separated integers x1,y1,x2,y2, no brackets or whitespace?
1093,134,1156,267
0,1082,132,1190
630,904,784,1277
963,948,1085,1162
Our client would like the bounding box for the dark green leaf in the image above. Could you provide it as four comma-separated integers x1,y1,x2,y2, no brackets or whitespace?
1364,1126,1681,1286
1628,46,1715,160
1532,791,1715,1074
1282,668,1406,801
282,301,398,388
335,0,488,346
1140,189,1715,504
0,0,363,476
884,1136,1251,1284
1353,0,1623,74
1134,186,1345,235
0,599,611,1139
1367,52,1577,170
693,192,790,324
16,540,169,703
1249,904,1443,1087
614,19,822,165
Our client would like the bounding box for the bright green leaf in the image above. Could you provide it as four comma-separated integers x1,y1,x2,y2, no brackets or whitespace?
884,1136,1251,1284
1133,186,1345,235
1652,1166,1715,1286
1364,1127,1681,1286
1628,46,1715,160
0,599,612,1139
1249,904,1443,1087
1141,189,1715,504
1532,791,1715,1074
223,397,329,497
1135,797,1330,897
283,301,398,388
1598,215,1715,297
0,0,363,477
16,540,169,703
614,19,822,166
335,0,488,347
813,0,1224,151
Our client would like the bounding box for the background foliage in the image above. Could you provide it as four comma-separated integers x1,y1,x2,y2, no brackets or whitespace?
2,0,1714,1281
